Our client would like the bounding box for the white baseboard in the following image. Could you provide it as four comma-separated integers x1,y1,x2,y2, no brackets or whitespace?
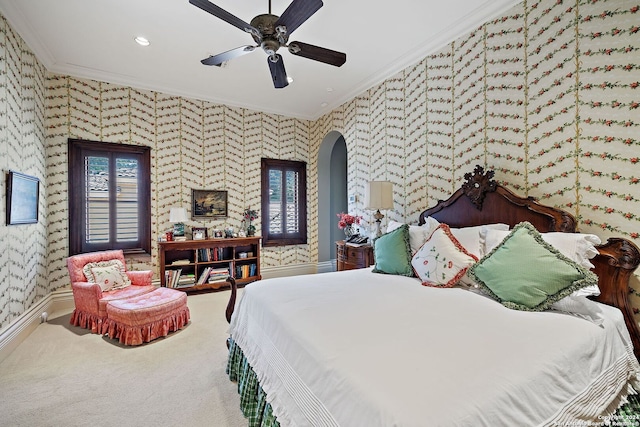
261,263,318,279
317,260,336,274
0,289,74,364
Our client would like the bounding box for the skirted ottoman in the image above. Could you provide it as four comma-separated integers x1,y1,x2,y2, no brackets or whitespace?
105,287,190,345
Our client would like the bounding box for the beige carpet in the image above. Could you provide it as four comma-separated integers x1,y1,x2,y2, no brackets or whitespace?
0,289,247,427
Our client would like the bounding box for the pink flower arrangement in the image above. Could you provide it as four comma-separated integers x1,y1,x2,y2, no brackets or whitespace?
336,212,362,229
243,208,258,221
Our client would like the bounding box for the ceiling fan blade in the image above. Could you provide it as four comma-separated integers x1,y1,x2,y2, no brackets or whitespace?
288,41,346,67
267,54,289,89
189,0,258,35
201,46,256,66
274,0,323,36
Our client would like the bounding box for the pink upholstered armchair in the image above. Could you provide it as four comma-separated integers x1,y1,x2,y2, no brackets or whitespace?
67,250,155,334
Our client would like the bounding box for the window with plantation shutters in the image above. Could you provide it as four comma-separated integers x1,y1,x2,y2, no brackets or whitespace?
261,158,307,246
68,139,151,256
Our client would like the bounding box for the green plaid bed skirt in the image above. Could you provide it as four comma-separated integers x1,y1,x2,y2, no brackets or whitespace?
227,338,281,427
614,394,640,426
228,337,640,426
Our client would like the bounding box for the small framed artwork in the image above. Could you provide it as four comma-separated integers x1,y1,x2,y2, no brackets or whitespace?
6,171,39,225
192,227,208,240
192,189,227,220
213,229,223,238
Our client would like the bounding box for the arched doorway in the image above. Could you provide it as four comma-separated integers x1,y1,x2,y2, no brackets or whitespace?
317,131,347,270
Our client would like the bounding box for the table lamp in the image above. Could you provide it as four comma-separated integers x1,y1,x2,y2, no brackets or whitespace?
364,181,393,238
169,207,188,238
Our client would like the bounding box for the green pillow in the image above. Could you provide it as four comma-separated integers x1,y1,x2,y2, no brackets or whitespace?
372,224,413,276
467,222,598,311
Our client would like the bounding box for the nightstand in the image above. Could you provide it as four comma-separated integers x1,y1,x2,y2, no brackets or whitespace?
336,240,374,271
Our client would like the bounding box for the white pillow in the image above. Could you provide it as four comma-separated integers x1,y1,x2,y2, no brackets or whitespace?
485,229,601,269
411,224,478,287
387,216,440,254
449,223,510,258
83,259,131,291
550,295,605,326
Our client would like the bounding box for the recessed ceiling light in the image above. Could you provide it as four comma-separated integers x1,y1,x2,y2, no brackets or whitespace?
134,36,150,47
326,87,334,92
321,102,328,108
287,77,294,83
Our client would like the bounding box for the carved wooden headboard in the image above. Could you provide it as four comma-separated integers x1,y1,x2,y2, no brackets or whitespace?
419,165,640,359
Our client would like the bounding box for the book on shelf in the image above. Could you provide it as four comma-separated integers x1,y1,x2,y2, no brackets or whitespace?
196,247,225,262
178,274,195,286
207,266,230,283
234,263,257,279
197,267,211,285
170,259,191,265
197,266,231,284
165,268,182,288
175,281,194,288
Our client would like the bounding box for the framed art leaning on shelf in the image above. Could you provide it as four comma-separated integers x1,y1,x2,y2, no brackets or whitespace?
192,227,207,240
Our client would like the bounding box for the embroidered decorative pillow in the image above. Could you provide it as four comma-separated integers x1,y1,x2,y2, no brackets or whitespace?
467,222,599,312
83,260,131,291
372,224,413,276
411,224,478,287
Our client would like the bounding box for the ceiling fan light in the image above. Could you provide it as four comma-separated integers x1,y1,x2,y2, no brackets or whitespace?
134,36,150,47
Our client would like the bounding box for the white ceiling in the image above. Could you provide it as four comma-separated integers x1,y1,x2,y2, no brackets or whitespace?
0,0,520,120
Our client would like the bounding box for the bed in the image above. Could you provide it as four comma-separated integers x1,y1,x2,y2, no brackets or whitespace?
224,166,640,426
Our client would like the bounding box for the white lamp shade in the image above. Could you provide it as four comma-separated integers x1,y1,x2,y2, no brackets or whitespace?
169,207,188,223
364,181,393,210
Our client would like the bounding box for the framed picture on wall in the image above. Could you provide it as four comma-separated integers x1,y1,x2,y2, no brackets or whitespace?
192,189,227,219
6,171,39,225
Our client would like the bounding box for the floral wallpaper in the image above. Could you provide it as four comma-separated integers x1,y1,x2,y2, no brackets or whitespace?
314,0,640,320
0,15,48,329
2,0,640,329
45,78,313,292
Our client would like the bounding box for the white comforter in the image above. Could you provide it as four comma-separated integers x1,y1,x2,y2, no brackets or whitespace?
229,268,640,427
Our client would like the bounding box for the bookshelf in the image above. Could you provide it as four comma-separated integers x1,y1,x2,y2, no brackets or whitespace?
158,237,261,292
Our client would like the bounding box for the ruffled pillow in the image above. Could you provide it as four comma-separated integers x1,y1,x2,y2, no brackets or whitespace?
449,223,510,258
485,229,601,269
467,222,599,312
83,259,131,291
411,224,478,287
372,224,413,276
387,216,440,255
484,228,602,298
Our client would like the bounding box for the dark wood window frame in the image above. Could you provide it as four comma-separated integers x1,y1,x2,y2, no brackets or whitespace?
261,158,307,247
68,138,151,256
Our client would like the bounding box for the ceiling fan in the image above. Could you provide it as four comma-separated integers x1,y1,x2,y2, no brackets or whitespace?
189,0,346,89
